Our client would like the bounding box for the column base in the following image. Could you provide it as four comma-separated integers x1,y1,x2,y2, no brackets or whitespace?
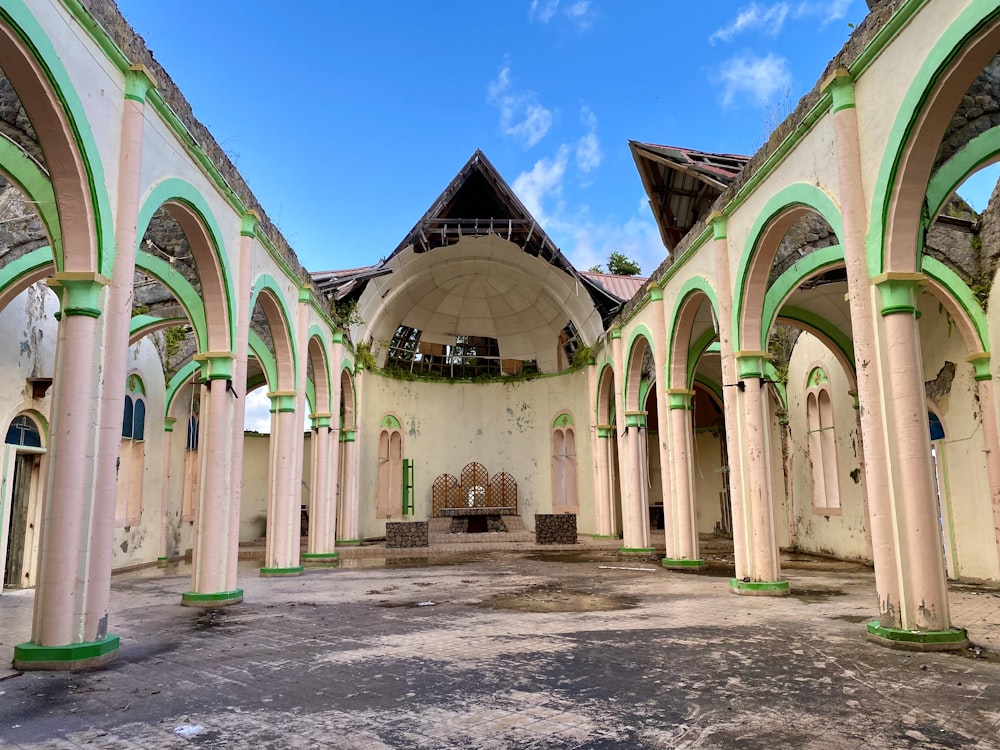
156,556,170,569
335,539,362,546
729,578,790,596
662,558,705,569
619,547,656,555
592,534,621,539
181,589,244,607
302,552,339,567
866,622,969,652
259,565,305,577
13,635,120,671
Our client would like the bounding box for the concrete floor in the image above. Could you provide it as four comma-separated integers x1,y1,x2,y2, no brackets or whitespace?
1,551,1000,749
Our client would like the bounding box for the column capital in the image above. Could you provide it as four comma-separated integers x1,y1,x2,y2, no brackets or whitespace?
624,410,647,429
967,351,992,381
298,288,313,304
667,388,696,410
707,211,727,240
193,351,235,381
734,350,772,379
267,390,297,413
124,64,157,103
340,430,357,443
648,284,664,302
241,210,261,238
821,66,855,112
609,326,622,340
310,412,333,429
163,416,177,432
596,424,614,438
872,272,927,316
46,271,109,318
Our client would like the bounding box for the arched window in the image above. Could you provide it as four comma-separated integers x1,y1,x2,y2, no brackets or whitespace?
551,413,579,514
116,375,147,526
805,368,840,512
5,415,42,448
376,415,404,518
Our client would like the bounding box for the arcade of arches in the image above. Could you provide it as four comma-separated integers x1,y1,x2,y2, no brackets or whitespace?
2,0,1000,669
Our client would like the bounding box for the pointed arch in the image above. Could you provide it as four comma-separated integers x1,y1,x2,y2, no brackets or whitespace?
624,327,654,411
667,276,720,391
249,276,298,391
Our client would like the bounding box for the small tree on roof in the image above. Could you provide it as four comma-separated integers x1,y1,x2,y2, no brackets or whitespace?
607,252,641,276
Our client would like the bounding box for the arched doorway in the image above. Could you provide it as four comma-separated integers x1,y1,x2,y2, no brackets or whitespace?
1,413,44,589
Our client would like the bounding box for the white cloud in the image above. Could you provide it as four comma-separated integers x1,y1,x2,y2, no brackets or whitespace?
575,106,601,175
710,2,790,44
529,0,560,22
244,388,272,434
795,0,852,24
513,146,570,222
529,0,593,30
718,52,792,108
487,64,554,149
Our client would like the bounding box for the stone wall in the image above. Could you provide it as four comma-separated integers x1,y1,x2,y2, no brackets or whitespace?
385,522,429,548
535,514,577,545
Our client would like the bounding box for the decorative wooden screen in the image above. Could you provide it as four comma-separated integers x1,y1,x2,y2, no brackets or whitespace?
460,462,489,508
431,474,460,517
489,472,518,514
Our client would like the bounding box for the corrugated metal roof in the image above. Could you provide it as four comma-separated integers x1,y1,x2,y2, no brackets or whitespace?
579,271,647,302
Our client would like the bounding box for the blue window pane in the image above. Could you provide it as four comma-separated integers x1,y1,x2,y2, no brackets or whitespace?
186,415,199,451
928,412,945,441
5,415,41,447
133,399,146,442
122,395,134,439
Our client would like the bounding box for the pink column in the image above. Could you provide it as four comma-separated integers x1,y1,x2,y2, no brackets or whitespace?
622,414,652,551
665,389,701,566
825,69,900,627
224,212,257,595
708,213,750,581
609,329,636,549
735,355,784,591
304,413,339,562
262,392,303,575
157,416,177,567
586,361,610,536
339,365,364,542
876,276,952,632
649,289,677,559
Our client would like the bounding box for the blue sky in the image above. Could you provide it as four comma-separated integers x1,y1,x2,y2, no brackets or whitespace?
109,0,957,280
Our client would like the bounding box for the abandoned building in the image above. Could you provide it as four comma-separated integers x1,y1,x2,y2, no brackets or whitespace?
2,0,1000,671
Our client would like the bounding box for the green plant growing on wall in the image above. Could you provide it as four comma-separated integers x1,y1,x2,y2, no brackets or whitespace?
571,344,594,369
332,298,363,328
767,324,798,386
355,341,377,370
131,302,149,317
164,325,186,360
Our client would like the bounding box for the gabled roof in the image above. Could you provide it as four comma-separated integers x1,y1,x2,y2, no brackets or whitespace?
630,141,748,253
313,150,630,323
580,271,648,302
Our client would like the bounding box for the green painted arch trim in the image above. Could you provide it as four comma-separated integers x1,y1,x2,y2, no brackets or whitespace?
129,314,186,343
686,327,718,391
761,244,844,344
249,273,299,387
0,246,52,296
1,1,113,276
922,256,989,351
137,178,236,349
164,361,200,421
666,275,720,391
0,136,60,258
249,329,279,392
638,378,653,411
135,251,209,351
777,306,856,372
870,0,1000,276
595,361,614,423
807,366,830,386
624,325,654,406
381,414,402,429
733,183,844,353
764,362,787,410
927,127,1000,218
552,412,574,428
305,379,316,417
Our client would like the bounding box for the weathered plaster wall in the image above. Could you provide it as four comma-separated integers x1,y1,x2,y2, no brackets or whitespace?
917,293,1000,581
0,283,56,430
359,369,594,539
786,332,869,561
693,430,727,537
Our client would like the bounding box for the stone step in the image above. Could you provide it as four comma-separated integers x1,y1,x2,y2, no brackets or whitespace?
429,530,536,544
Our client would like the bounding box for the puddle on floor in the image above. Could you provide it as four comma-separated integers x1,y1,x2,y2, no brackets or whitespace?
788,588,847,603
477,585,640,613
525,552,619,564
338,556,486,570
829,614,871,624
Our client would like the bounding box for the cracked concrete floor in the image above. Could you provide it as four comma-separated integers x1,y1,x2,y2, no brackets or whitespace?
1,553,999,749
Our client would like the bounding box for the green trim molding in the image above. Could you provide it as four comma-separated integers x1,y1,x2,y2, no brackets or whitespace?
667,388,695,410
336,539,362,545
873,272,927,316
729,578,790,596
662,558,705,569
735,350,772,380
968,352,992,381
596,425,613,439
312,413,333,429
124,63,157,102
13,635,120,670
194,351,236,381
181,589,244,607
46,272,109,318
268,391,297,413
624,411,647,429
866,621,969,651
259,566,305,577
822,67,855,112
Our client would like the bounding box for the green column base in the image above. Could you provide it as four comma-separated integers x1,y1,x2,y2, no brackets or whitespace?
729,578,790,596
13,635,120,671
156,556,169,568
662,558,705,569
592,534,621,539
619,547,656,555
259,565,305,577
866,621,969,652
302,552,340,567
335,539,362,546
181,589,244,607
